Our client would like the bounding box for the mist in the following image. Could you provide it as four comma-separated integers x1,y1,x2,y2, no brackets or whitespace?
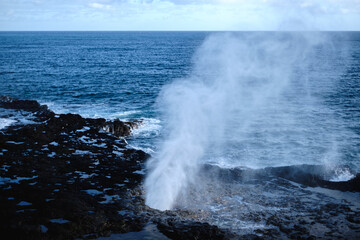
144,31,350,211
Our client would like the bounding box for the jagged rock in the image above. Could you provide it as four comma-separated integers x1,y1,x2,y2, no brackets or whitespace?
201,164,360,193
0,96,55,121
102,119,142,137
0,97,236,240
156,220,234,240
1,96,359,240
102,119,131,137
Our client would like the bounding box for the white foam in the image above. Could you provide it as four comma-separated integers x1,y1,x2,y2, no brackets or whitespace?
131,118,161,138
127,144,154,154
0,109,38,127
0,118,16,129
329,168,355,182
110,110,141,118
40,101,141,120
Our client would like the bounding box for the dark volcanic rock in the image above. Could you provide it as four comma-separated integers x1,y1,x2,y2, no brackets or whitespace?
102,119,142,138
0,97,236,240
202,164,360,193
184,164,360,240
156,219,236,240
0,97,150,239
1,97,359,240
263,165,360,192
0,96,55,121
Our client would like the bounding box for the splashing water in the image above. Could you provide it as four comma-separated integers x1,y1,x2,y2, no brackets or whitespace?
145,32,343,210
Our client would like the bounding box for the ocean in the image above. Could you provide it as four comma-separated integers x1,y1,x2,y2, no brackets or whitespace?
1,31,360,236
0,32,209,153
1,31,359,170
1,31,360,203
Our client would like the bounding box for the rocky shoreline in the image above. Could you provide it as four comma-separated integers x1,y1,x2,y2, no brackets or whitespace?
1,96,359,239
0,96,230,240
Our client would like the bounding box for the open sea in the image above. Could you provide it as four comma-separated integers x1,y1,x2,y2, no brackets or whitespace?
0,31,359,175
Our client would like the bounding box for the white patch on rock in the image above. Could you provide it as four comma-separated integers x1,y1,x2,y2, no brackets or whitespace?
99,194,121,204
112,150,123,156
77,127,90,132
82,189,102,196
0,175,37,185
40,225,48,233
49,141,59,146
17,201,32,206
6,141,24,145
0,118,17,129
75,171,97,179
50,218,70,224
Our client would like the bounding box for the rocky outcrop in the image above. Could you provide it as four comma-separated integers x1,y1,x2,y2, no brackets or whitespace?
0,97,234,240
0,96,55,121
102,119,142,138
1,96,359,239
201,164,360,193
0,97,148,239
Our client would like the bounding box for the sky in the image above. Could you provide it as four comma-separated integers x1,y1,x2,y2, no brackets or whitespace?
0,0,359,31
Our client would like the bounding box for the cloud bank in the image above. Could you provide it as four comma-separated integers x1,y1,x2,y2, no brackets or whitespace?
0,0,359,30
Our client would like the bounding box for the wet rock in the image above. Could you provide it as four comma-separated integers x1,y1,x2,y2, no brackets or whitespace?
1,96,360,240
102,119,142,137
202,164,360,193
0,96,55,121
264,165,360,192
156,219,235,240
1,97,237,240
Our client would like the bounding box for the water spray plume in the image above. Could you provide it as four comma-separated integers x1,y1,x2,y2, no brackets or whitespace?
145,32,329,210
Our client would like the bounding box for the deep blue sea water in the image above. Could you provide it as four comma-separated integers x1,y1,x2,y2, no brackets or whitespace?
0,31,207,153
0,31,360,174
0,32,205,116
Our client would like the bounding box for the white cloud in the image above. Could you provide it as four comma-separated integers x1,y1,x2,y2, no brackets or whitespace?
89,2,111,9
0,0,359,30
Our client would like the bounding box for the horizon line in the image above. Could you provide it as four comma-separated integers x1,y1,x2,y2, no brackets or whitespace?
0,30,359,32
